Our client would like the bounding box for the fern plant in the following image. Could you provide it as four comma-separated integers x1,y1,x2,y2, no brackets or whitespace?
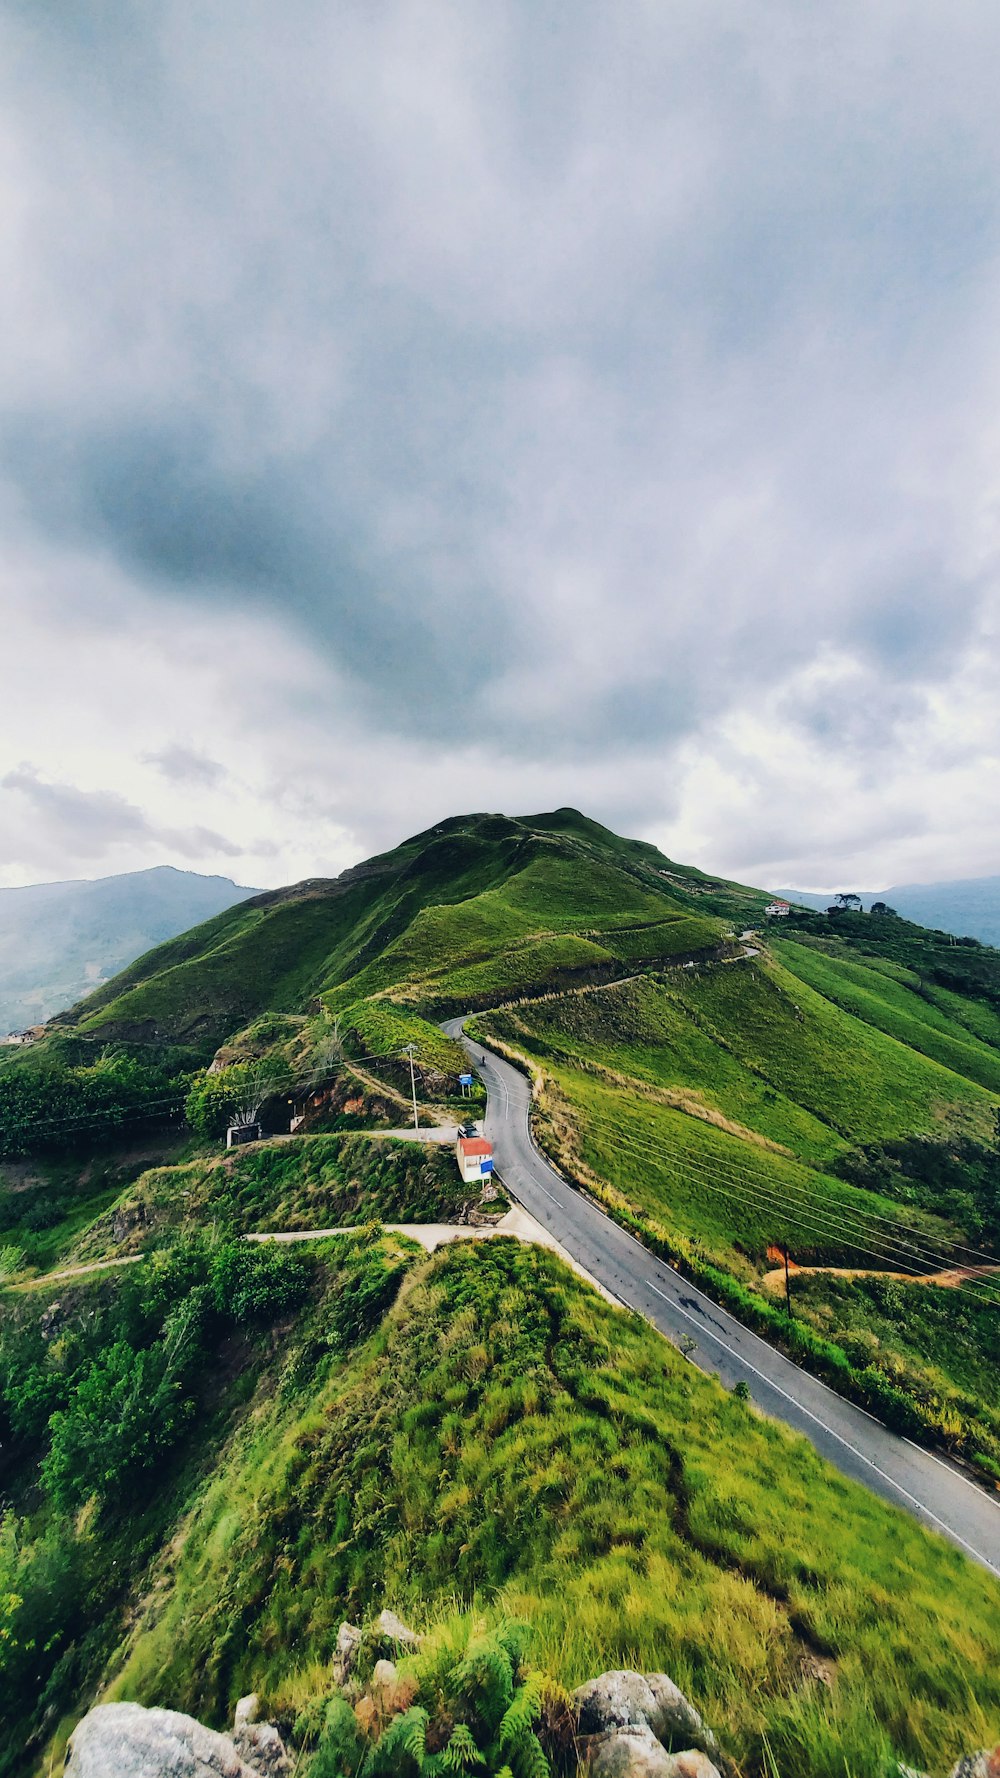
308,1616,552,1778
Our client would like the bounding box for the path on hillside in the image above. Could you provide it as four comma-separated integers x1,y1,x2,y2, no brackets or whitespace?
761,1257,1000,1294
443,1017,1000,1575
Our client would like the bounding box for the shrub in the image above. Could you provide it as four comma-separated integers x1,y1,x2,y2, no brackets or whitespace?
210,1241,313,1324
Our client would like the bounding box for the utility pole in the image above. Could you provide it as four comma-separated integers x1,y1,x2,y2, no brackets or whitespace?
783,1244,793,1319
405,1043,419,1132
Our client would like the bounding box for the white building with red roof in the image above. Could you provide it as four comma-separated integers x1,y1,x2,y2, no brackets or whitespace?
456,1133,494,1184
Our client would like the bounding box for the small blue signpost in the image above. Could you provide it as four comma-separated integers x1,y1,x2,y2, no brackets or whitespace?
480,1157,494,1175
458,1072,474,1097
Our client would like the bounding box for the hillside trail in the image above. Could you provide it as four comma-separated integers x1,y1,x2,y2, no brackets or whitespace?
9,1202,608,1297
761,1253,1000,1294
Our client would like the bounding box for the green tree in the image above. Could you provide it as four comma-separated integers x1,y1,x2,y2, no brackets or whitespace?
185,1058,291,1139
209,1241,312,1324
41,1296,204,1512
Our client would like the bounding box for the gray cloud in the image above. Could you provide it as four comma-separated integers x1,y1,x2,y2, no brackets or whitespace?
0,3,998,881
1,768,152,852
0,767,243,867
144,746,227,788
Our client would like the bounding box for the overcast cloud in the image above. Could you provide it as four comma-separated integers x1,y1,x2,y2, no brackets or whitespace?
0,1,998,893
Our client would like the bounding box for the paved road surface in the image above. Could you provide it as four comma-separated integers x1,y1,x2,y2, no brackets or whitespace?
443,1018,1000,1577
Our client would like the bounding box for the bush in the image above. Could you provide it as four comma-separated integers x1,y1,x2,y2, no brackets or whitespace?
210,1241,313,1324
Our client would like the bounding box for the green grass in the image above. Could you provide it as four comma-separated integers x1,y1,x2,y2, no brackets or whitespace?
70,1134,479,1261
596,914,722,961
773,940,1000,1094
663,955,995,1144
793,1268,1000,1422
525,1055,943,1274
339,999,469,1078
105,1239,1000,1778
493,977,846,1164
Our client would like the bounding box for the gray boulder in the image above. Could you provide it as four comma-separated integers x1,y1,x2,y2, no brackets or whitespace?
376,1608,422,1648
575,1672,661,1734
587,1726,678,1778
65,1702,259,1778
949,1754,1000,1778
575,1671,722,1778
660,1757,722,1778
586,1730,721,1778
645,1674,717,1753
234,1696,260,1730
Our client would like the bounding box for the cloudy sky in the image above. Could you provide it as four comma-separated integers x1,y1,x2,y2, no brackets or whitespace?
1,2,998,895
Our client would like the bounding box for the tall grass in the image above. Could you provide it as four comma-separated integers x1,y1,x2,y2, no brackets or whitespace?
105,1240,1000,1778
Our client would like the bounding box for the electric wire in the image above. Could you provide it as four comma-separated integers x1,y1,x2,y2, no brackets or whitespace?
577,1109,1000,1281
568,1114,1000,1305
0,1046,439,1144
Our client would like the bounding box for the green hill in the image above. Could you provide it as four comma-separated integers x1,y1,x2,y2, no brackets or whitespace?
3,810,1000,1777
42,809,740,1055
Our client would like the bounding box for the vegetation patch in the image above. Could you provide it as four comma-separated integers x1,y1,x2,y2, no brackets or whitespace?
103,1240,1000,1778
71,1133,479,1262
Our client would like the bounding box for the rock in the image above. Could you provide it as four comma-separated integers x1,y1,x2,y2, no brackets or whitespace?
645,1674,715,1751
65,1702,258,1778
587,1726,679,1778
376,1608,422,1648
575,1672,660,1734
372,1659,398,1691
333,1619,363,1684
112,1202,148,1244
949,1753,1000,1778
662,1756,722,1778
354,1696,379,1738
39,1300,64,1340
233,1721,292,1777
234,1695,260,1729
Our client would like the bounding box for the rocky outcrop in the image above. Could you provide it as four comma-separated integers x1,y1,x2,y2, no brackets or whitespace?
65,1703,260,1778
234,1719,291,1776
333,1619,364,1685
65,1701,291,1778
574,1671,721,1778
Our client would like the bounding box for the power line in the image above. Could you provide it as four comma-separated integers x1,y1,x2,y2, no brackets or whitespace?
0,1047,444,1145
553,1087,1000,1268
570,1116,1000,1306
575,1113,1000,1293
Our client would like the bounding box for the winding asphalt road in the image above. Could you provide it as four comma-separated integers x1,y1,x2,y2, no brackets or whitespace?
443,1018,1000,1577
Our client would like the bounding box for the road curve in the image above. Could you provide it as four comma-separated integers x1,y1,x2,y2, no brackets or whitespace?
443,1017,1000,1577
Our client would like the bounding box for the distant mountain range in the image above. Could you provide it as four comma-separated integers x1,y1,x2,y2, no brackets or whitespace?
775,876,1000,947
0,867,258,1035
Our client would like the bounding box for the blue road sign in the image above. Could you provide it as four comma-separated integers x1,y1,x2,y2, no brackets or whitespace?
459,1073,474,1086
480,1157,494,1175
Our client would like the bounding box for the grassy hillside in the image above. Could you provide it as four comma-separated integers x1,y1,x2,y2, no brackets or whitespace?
4,810,1000,1775
39,811,736,1058
21,1237,1000,1778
